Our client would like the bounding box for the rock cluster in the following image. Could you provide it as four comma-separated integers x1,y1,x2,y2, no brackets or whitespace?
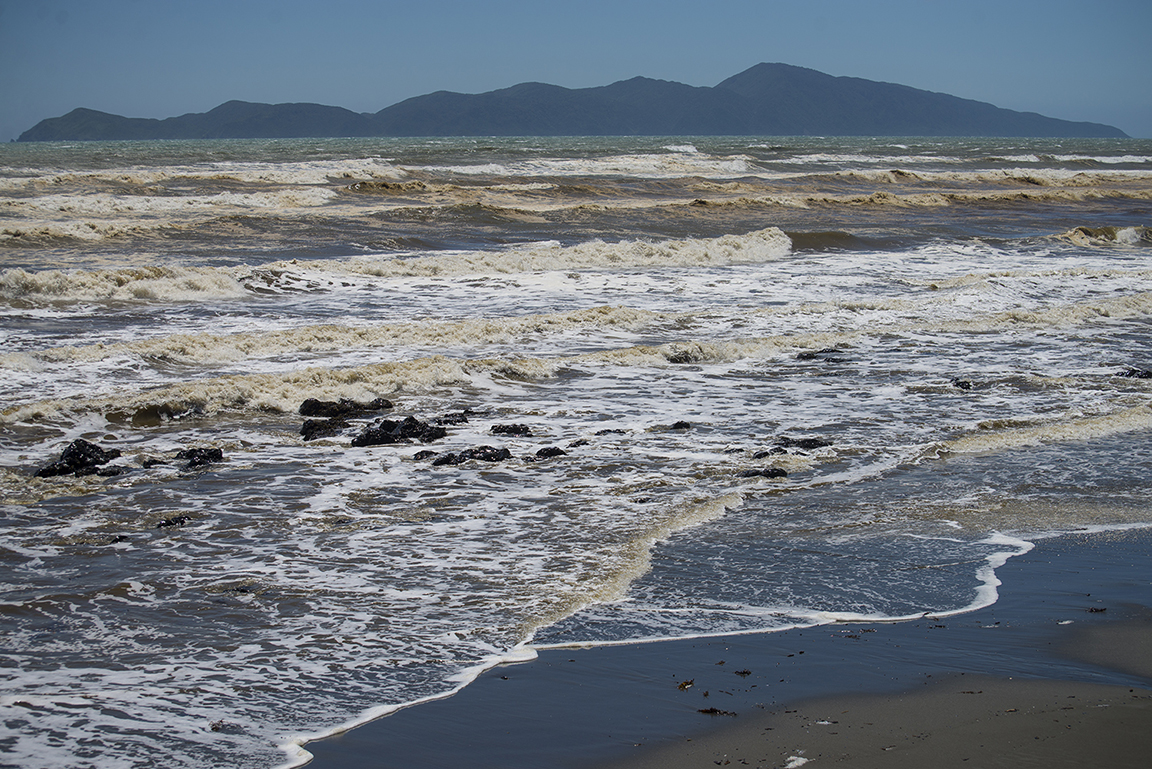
35,439,121,478
351,416,448,447
35,438,225,478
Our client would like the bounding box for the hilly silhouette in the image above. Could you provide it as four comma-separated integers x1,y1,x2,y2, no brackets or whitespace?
18,63,1127,141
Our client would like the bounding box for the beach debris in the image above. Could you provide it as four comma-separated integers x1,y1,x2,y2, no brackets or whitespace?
734,669,752,677
698,707,737,716
35,438,122,478
352,416,447,447
1087,606,1107,613
677,679,695,690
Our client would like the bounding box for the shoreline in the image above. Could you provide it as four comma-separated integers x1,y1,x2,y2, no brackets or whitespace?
302,528,1152,768
595,621,1152,769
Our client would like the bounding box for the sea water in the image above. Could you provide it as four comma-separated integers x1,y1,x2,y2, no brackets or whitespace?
1,135,1150,768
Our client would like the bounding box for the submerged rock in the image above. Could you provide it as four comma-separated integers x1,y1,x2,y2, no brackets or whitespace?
299,397,393,419
533,446,568,459
156,515,191,529
35,438,122,478
797,348,849,363
775,436,833,451
491,423,532,436
434,410,474,425
431,446,512,466
301,417,350,441
351,416,447,447
175,447,224,468
1119,368,1152,379
738,468,788,479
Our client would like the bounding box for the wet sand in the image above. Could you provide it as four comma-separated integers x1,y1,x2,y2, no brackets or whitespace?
600,646,1152,769
302,529,1152,769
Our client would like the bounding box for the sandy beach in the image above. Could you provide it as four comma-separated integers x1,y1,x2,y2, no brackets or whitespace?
303,528,1152,768
599,646,1152,769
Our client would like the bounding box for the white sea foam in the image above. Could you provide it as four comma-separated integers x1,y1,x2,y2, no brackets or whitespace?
3,135,1152,769
421,151,758,179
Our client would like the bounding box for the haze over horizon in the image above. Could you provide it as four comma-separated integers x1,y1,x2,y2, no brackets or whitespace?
2,0,1150,141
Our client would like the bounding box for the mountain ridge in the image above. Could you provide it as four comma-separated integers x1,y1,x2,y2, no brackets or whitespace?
18,63,1128,141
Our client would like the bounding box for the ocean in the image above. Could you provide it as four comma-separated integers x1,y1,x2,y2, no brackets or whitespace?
1,135,1150,769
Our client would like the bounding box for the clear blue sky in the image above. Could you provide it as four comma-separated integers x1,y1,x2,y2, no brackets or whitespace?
2,0,1150,141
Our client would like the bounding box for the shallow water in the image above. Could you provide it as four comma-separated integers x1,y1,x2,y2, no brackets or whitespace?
1,136,1150,768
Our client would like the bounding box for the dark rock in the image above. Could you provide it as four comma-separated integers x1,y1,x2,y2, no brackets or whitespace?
568,438,590,448
435,410,473,425
431,446,512,466
208,720,244,734
753,447,787,458
412,450,439,461
595,428,627,436
776,436,832,450
671,421,692,430
535,446,567,458
301,417,350,441
157,515,191,528
665,348,702,364
739,468,788,479
351,416,447,447
299,397,393,419
491,423,532,436
175,447,224,468
36,438,122,478
950,378,974,390
1119,368,1152,379
797,348,848,363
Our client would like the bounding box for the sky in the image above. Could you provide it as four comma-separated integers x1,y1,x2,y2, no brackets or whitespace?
1,0,1150,141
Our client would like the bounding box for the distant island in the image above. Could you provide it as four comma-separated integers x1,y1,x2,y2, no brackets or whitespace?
18,63,1127,141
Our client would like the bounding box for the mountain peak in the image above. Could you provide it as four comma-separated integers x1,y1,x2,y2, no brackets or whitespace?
18,64,1128,141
